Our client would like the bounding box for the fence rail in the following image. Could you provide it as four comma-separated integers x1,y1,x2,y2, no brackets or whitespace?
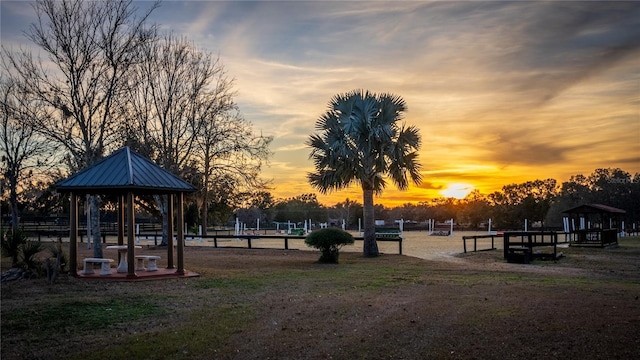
199,234,403,255
572,229,619,248
18,229,403,255
461,234,498,253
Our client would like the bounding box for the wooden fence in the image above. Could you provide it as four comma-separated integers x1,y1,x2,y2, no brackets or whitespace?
461,234,499,253
20,229,403,255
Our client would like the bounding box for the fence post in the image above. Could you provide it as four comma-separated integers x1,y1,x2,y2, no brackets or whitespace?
503,234,508,259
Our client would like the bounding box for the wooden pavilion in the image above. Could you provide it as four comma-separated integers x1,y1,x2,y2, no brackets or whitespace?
56,146,197,278
562,203,626,247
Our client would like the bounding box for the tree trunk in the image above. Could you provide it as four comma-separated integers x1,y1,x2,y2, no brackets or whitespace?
362,186,379,257
90,195,103,258
9,176,19,231
155,195,169,246
201,187,209,236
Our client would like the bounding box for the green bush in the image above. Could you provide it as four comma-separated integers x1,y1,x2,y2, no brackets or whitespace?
305,228,354,263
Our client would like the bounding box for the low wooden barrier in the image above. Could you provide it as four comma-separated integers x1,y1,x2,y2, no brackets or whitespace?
202,234,403,255
365,236,403,255
503,231,561,263
19,229,404,255
462,234,498,253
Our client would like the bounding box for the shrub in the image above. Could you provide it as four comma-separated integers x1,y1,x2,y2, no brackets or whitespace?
305,228,354,263
46,241,67,284
1,229,27,267
48,240,68,273
20,239,44,273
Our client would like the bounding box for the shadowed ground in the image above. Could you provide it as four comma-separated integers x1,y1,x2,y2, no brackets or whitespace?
2,237,639,359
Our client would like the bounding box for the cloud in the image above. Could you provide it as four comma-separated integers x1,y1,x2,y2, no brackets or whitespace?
486,2,640,107
416,181,444,191
2,0,638,205
274,143,308,152
0,2,37,46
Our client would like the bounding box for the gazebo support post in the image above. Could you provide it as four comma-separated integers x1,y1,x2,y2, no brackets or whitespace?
126,192,136,278
118,195,125,246
117,195,125,266
69,192,78,277
167,194,174,269
177,192,185,275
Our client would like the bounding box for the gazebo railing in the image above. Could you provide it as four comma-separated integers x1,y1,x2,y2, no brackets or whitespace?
572,228,618,247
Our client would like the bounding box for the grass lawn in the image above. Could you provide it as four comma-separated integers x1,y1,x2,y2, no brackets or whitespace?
2,236,639,359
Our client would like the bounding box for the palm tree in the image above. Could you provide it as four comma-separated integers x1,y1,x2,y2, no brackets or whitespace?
307,90,422,257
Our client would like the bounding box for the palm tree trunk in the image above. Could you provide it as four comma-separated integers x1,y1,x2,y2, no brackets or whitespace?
362,187,379,257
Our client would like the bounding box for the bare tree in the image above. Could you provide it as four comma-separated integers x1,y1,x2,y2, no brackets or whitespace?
195,106,272,235
126,33,272,239
0,75,56,230
128,34,205,172
126,34,222,244
179,53,272,235
2,0,158,257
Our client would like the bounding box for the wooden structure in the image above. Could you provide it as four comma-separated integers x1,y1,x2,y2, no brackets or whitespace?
201,234,403,255
56,147,197,278
462,234,499,253
503,231,561,264
563,204,625,248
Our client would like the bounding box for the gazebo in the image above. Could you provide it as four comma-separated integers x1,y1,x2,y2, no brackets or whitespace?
562,203,626,247
56,146,197,278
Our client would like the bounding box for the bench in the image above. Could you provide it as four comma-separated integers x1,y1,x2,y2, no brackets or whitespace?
135,255,161,271
82,258,114,276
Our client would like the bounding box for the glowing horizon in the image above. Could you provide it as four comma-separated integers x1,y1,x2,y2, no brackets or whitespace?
2,1,638,208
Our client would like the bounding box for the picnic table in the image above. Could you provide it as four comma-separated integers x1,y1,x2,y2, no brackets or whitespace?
106,245,142,273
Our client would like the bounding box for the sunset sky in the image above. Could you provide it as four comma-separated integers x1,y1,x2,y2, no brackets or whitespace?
2,1,639,207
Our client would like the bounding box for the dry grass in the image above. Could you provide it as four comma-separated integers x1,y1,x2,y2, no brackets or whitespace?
2,237,640,359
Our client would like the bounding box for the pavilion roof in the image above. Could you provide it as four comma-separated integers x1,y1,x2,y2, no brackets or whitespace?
562,203,626,214
56,147,197,194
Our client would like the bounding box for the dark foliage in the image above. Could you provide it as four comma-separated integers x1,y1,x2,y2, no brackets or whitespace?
1,229,27,267
305,228,355,263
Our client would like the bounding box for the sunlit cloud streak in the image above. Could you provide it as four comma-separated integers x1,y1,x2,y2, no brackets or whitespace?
1,0,638,207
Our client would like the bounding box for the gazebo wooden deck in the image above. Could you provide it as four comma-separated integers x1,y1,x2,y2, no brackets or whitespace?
56,146,199,280
76,267,199,281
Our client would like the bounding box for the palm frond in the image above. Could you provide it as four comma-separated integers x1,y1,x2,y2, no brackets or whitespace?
307,89,421,196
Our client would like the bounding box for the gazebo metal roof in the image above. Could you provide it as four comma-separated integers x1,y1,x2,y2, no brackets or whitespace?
56,146,196,194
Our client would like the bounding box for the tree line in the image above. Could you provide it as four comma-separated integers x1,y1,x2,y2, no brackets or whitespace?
232,168,639,231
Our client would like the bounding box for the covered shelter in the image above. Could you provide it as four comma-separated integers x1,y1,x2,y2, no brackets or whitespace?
562,203,626,247
56,146,197,278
